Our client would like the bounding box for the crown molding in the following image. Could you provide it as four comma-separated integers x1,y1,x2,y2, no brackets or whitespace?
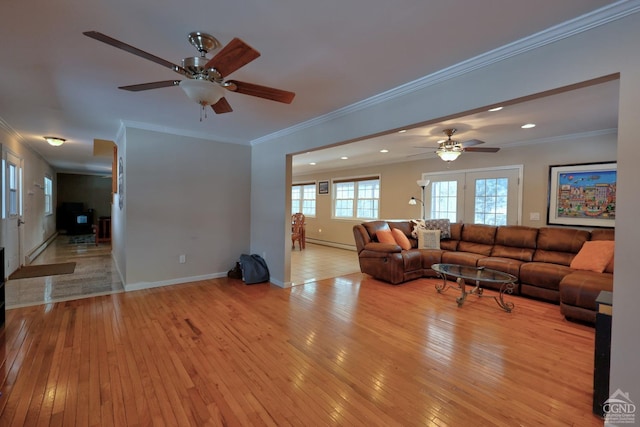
120,120,250,145
252,0,640,146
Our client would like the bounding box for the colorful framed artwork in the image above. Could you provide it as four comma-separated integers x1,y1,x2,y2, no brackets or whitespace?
547,161,616,227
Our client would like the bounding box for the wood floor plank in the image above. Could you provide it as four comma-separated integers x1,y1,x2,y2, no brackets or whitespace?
0,275,603,426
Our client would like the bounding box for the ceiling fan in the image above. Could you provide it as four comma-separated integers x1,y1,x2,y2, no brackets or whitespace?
434,128,499,161
83,31,295,117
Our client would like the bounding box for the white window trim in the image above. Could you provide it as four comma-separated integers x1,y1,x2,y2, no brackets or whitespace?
44,175,53,216
291,181,317,217
331,174,381,221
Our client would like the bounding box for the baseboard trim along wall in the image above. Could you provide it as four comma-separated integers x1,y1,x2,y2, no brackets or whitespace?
124,272,227,292
25,232,59,265
305,238,356,251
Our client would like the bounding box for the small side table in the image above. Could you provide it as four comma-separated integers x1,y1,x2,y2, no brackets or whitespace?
96,216,112,245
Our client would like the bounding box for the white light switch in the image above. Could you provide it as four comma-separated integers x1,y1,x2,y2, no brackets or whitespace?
529,212,541,221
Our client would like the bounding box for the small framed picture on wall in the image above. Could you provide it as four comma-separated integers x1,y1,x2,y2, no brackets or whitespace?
318,180,329,195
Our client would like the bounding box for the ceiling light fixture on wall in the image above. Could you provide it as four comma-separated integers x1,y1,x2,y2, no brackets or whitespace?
179,79,225,121
44,136,66,146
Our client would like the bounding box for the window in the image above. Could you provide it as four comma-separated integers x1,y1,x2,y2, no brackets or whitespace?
333,177,380,219
44,176,53,215
474,177,508,225
291,183,316,216
431,180,458,222
8,163,18,216
424,166,521,225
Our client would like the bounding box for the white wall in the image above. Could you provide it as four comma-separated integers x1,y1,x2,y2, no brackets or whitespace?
0,132,57,271
252,12,640,405
293,132,617,248
120,127,251,289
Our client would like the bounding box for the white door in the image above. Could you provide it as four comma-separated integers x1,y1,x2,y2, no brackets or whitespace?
465,169,520,225
4,151,24,275
423,166,522,225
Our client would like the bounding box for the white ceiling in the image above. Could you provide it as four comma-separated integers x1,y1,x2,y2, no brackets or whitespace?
0,0,626,175
291,78,620,175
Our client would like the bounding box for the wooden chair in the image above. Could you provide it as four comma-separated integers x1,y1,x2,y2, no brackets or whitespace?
291,213,306,250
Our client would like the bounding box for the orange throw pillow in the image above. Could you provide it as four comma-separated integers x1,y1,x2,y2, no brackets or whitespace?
392,228,412,250
376,229,397,245
570,240,615,273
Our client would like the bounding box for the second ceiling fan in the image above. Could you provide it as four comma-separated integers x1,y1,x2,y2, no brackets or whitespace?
83,31,295,116
435,128,500,161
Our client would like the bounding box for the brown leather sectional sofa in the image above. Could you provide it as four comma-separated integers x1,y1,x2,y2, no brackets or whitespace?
352,221,614,324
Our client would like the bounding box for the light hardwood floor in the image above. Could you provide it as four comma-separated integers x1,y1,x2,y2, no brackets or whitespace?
5,234,123,309
0,271,601,426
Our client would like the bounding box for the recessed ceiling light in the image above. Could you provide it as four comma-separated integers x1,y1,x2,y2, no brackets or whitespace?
488,106,503,112
380,149,389,153
521,123,536,129
398,129,407,133
309,162,316,165
341,156,348,160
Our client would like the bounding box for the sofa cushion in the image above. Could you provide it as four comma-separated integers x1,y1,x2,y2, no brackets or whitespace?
410,219,451,239
441,251,486,267
520,262,573,291
455,224,497,256
392,228,412,250
490,226,538,262
418,229,440,249
532,227,590,266
560,270,613,311
376,229,397,245
570,240,615,273
590,228,615,273
477,257,525,280
363,221,391,241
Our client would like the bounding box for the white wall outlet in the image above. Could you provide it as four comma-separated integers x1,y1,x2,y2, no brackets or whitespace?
529,212,541,221
179,254,186,264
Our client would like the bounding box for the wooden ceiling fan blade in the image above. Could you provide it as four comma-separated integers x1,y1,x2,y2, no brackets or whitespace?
204,38,260,77
227,80,295,104
464,147,500,153
118,80,181,91
461,139,485,147
83,31,187,75
211,97,233,114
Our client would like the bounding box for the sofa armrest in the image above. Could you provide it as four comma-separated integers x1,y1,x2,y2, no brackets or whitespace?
363,242,402,253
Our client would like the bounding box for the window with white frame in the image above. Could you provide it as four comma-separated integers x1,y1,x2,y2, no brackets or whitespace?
44,176,53,215
291,183,316,216
8,163,18,216
424,166,521,225
333,176,380,219
431,180,458,223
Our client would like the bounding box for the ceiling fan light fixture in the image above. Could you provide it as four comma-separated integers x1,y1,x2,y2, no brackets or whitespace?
44,136,66,146
179,79,224,107
436,148,462,162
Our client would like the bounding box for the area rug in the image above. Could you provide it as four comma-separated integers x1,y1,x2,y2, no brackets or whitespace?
68,234,95,244
8,262,76,280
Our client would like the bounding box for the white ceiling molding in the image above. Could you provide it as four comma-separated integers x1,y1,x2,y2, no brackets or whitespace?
251,0,640,147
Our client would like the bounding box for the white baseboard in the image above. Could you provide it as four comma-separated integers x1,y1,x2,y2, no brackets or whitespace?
124,272,227,292
305,238,356,251
25,232,59,264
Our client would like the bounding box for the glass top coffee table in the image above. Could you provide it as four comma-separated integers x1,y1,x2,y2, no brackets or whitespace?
431,263,517,312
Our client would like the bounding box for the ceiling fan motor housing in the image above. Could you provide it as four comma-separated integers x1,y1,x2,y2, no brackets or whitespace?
182,56,222,82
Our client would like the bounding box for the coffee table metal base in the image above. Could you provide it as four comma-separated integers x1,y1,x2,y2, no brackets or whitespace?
435,276,515,312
